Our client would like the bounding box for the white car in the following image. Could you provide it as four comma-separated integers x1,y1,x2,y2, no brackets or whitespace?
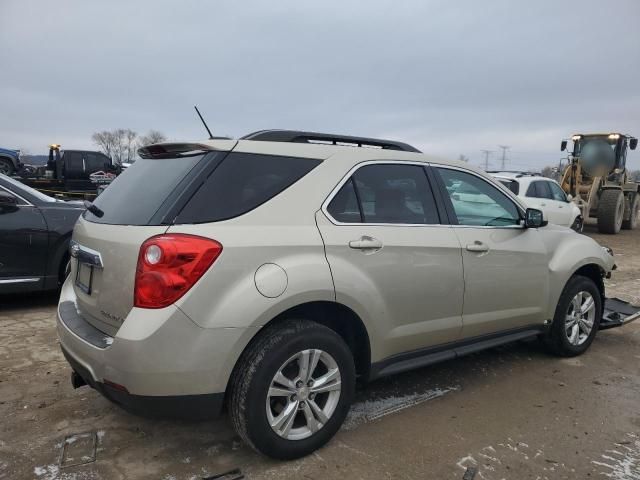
490,172,583,231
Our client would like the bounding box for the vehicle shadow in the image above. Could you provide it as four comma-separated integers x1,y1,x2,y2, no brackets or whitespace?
0,291,59,313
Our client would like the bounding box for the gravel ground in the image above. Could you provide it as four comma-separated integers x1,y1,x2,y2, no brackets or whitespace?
1,224,639,480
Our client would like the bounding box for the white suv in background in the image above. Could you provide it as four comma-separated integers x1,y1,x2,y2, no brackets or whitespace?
490,172,583,231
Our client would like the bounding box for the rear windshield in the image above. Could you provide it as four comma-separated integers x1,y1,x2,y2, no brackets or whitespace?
174,152,321,224
84,154,205,225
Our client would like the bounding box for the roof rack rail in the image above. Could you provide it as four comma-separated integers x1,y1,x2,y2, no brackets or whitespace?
241,129,421,153
487,170,541,177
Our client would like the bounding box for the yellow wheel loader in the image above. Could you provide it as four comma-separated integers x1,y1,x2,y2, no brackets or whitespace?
560,133,638,234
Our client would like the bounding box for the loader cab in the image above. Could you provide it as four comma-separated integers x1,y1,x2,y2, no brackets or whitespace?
561,133,637,177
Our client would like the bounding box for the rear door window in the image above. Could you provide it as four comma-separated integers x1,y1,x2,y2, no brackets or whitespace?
175,153,321,224
326,164,440,224
326,178,362,223
526,180,553,199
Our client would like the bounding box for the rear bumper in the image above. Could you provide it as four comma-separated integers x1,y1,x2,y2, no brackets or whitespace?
61,345,224,419
56,279,258,416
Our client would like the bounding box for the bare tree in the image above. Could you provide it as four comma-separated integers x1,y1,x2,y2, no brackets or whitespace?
92,131,116,160
125,129,137,163
92,128,166,164
138,130,167,147
540,166,555,178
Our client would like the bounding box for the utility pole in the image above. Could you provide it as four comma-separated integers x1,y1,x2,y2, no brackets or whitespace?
498,145,510,170
480,150,493,170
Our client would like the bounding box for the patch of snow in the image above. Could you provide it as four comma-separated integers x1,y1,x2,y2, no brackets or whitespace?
342,386,459,430
592,433,640,480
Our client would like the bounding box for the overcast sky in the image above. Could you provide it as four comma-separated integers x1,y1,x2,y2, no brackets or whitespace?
1,0,639,170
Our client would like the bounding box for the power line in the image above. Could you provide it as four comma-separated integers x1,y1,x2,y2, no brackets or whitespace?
498,145,510,170
480,150,493,170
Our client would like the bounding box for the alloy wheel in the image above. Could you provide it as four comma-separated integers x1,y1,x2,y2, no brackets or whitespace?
565,291,596,346
266,349,342,440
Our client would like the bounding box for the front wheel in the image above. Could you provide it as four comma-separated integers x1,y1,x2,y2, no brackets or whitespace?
229,319,355,459
544,275,602,357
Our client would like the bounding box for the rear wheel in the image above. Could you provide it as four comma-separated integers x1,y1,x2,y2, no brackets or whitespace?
597,189,624,234
622,192,639,230
0,158,14,176
544,275,602,357
229,319,355,459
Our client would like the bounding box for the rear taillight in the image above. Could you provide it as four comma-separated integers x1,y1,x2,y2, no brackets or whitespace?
134,234,222,309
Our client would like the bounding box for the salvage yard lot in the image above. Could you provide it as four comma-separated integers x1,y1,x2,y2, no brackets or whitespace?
1,225,639,480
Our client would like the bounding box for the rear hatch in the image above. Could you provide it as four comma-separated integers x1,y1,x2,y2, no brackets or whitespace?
71,143,234,335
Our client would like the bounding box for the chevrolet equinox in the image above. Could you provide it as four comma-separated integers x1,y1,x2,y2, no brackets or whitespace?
57,130,615,459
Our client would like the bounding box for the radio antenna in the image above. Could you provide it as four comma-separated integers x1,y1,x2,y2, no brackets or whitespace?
194,105,214,139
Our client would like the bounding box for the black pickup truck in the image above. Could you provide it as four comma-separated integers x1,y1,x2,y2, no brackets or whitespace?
16,146,120,198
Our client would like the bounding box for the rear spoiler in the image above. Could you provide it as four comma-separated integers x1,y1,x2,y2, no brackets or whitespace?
138,140,237,159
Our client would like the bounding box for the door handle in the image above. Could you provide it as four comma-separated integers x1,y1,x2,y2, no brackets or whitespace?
349,236,383,251
558,205,564,209
540,202,547,207
466,241,490,253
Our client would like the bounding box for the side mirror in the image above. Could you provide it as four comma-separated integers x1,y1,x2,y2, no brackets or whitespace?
560,140,567,152
524,208,547,228
566,194,573,202
630,138,638,150
0,191,18,210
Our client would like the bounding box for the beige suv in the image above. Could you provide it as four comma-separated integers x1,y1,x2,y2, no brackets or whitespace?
57,130,615,459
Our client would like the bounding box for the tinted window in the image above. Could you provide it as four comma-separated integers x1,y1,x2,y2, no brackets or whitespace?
327,179,362,223
175,153,321,224
548,182,567,202
85,154,205,225
0,185,28,206
0,175,56,203
327,164,438,224
436,168,520,226
64,152,83,172
85,152,107,172
526,180,553,199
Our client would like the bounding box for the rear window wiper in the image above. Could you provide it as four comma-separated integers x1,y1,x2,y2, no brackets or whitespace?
83,200,104,218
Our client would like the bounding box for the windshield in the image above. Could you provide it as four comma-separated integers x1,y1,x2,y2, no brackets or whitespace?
0,174,56,203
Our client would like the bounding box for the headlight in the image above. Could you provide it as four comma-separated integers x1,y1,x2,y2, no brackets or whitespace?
602,246,614,256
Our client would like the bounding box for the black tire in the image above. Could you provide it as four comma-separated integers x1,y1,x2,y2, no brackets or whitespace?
229,319,355,459
570,215,584,233
0,158,14,176
597,189,624,234
544,275,602,357
622,192,639,230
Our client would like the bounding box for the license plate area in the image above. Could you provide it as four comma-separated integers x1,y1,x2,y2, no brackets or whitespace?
75,262,94,295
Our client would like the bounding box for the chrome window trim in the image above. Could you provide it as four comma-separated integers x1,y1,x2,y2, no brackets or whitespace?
0,184,33,207
320,159,446,227
0,277,40,284
321,160,527,229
